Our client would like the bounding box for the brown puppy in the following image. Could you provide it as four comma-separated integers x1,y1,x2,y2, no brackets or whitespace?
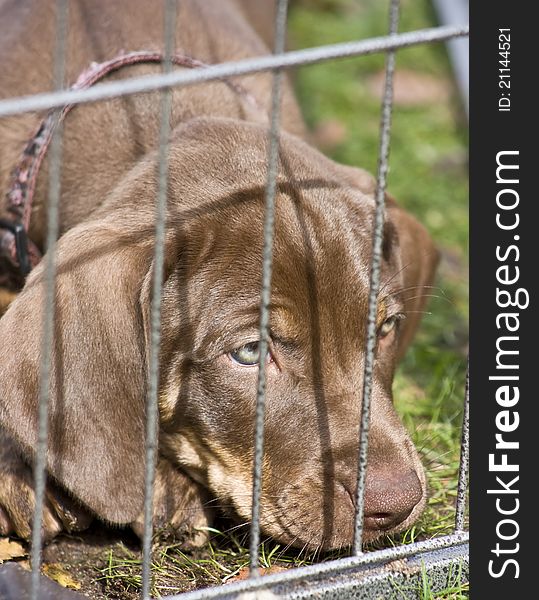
0,0,438,550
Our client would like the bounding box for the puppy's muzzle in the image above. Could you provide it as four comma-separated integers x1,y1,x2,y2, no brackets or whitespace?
362,469,423,533
267,466,424,550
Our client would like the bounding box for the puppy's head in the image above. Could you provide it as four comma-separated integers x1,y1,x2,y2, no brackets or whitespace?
0,118,437,550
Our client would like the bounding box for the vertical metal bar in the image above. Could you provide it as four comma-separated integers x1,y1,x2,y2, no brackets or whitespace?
249,0,289,577
30,1,68,598
454,356,469,532
141,1,177,598
352,0,400,556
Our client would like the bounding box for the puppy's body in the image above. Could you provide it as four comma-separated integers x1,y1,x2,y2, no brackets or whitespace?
0,0,304,251
0,0,438,550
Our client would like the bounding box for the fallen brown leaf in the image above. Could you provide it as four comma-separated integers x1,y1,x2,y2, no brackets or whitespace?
226,564,288,583
42,563,82,590
0,538,27,562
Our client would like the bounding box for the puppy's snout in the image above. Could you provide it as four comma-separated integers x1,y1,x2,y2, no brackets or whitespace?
363,469,423,532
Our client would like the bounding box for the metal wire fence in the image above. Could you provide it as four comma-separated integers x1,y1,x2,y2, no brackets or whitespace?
0,1,469,598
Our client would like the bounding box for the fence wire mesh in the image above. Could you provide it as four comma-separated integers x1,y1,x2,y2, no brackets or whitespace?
0,1,469,598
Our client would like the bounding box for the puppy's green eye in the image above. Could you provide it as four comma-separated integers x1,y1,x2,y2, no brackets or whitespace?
229,342,260,366
379,314,403,337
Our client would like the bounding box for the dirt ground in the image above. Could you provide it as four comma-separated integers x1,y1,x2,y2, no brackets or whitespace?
0,518,293,599
1,525,217,599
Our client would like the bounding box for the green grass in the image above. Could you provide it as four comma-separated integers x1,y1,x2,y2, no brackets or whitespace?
96,533,316,598
386,559,469,599
95,533,470,599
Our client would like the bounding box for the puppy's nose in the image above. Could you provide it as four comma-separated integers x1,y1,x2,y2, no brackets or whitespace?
363,469,423,531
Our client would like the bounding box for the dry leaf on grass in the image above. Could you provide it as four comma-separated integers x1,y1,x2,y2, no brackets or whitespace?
226,565,288,583
42,563,82,590
0,538,27,562
18,559,31,571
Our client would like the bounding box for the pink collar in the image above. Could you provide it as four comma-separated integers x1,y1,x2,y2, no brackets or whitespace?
0,50,262,290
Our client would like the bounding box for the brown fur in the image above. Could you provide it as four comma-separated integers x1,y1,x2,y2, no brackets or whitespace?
0,0,438,550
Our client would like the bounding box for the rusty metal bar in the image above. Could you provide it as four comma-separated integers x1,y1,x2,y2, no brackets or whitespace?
31,1,68,598
455,357,470,532
141,1,177,598
249,0,289,578
353,0,400,555
0,26,469,118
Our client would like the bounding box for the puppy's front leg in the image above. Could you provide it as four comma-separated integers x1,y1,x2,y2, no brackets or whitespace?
130,456,214,548
0,428,93,541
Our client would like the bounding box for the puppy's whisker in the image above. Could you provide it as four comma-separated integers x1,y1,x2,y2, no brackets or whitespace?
384,284,445,298
279,536,300,556
219,521,251,535
379,260,415,294
423,448,457,463
402,293,448,302
297,540,310,560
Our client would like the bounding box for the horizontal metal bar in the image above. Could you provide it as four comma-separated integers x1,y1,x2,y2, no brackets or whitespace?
0,25,468,118
294,543,469,600
238,543,469,600
164,533,468,600
0,539,469,600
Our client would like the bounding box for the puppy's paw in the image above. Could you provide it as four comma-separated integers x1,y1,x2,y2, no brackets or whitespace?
0,463,61,542
131,458,214,548
0,431,93,542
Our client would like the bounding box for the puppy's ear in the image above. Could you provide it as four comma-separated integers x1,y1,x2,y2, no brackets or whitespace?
385,195,439,359
0,222,152,523
336,163,377,197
